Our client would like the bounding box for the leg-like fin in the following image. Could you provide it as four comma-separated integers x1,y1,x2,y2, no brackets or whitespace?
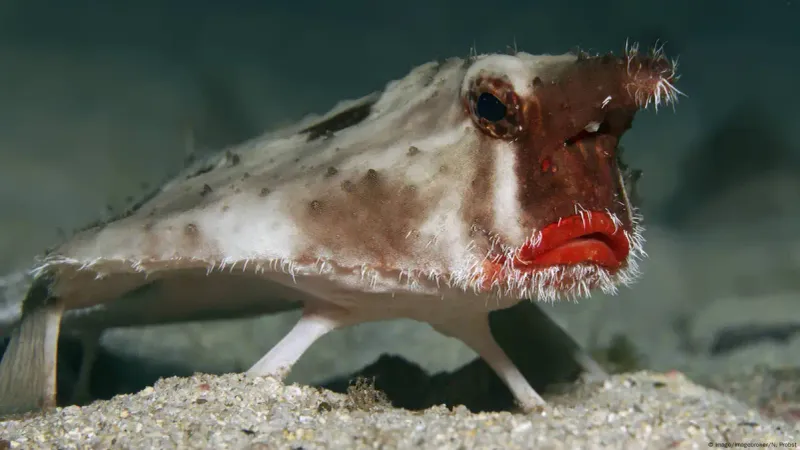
432,313,546,412
573,347,609,382
69,329,103,406
247,303,349,380
490,300,609,384
0,297,64,415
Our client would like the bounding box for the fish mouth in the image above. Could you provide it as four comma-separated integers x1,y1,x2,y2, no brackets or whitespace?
515,212,630,270
490,211,630,273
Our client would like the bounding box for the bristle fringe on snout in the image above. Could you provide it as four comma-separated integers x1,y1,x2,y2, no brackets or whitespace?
624,39,686,112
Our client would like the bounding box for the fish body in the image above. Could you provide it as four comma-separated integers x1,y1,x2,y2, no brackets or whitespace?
0,43,681,414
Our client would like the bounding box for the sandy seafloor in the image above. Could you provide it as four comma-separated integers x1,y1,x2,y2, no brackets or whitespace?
1,371,799,449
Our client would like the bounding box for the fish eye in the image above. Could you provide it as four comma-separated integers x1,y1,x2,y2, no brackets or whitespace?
475,93,507,122
464,78,525,140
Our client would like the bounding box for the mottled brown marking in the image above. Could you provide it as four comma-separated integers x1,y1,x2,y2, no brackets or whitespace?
200,184,213,196
185,163,214,180
460,132,496,241
259,187,271,197
507,53,663,232
309,200,323,212
140,221,161,259
407,146,420,156
300,99,375,141
326,167,339,177
225,150,241,167
293,170,434,268
183,223,201,250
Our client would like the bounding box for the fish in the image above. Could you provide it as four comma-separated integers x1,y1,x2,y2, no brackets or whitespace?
0,42,682,414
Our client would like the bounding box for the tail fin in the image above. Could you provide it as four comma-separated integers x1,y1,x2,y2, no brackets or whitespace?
0,276,63,415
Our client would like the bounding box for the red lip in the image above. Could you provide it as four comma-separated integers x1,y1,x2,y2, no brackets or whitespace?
508,212,630,271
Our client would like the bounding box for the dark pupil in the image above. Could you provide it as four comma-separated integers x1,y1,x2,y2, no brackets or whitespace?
475,93,507,122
